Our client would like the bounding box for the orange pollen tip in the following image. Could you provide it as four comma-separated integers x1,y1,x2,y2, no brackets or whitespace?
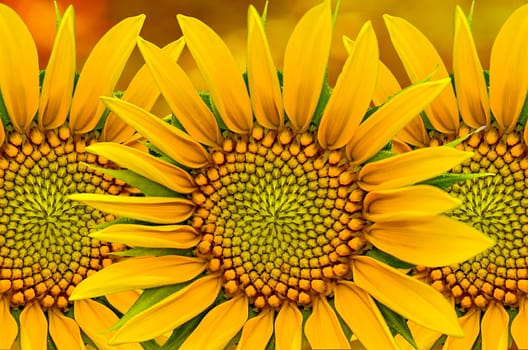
311,280,327,294
254,296,266,309
245,285,257,298
11,292,24,305
460,296,472,309
431,280,444,292
209,259,221,272
267,295,281,308
298,291,311,305
0,280,11,293
224,280,239,295
474,295,488,308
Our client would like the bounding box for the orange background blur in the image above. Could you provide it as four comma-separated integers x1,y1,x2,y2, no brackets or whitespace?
3,0,527,112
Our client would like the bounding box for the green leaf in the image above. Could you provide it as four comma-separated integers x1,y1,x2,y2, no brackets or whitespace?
159,315,203,349
170,113,186,132
47,336,58,350
112,247,193,257
0,88,10,127
200,91,227,131
430,334,447,349
86,165,180,197
376,302,418,349
139,340,162,350
225,329,243,349
108,283,192,332
471,332,482,350
94,217,145,230
158,291,227,348
311,73,332,127
517,93,528,127
419,172,493,190
142,141,185,169
329,298,353,340
444,125,486,148
420,111,435,132
364,150,396,164
365,247,415,269
260,1,269,26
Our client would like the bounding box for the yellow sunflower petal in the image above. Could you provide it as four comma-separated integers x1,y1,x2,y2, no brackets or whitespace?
275,301,303,350
106,290,142,315
453,6,490,129
137,37,223,146
48,308,86,350
0,297,17,349
74,299,143,350
364,185,461,221
69,193,195,224
347,78,451,164
366,215,493,266
372,56,430,147
69,15,145,134
334,281,399,350
481,302,509,350
305,296,350,349
384,14,459,134
71,256,206,300
110,274,222,344
0,4,39,132
396,116,431,148
283,0,332,132
38,6,76,130
20,302,47,350
90,223,200,249
358,147,473,192
102,39,185,143
236,308,274,350
489,4,528,131
511,297,528,348
86,143,196,194
177,15,252,134
0,123,4,146
443,308,481,350
391,138,413,153
247,5,284,130
100,96,210,168
372,60,399,105
395,320,442,350
180,295,249,350
352,255,462,336
318,21,378,150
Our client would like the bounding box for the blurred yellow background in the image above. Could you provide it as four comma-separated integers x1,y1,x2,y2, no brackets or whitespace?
4,0,527,112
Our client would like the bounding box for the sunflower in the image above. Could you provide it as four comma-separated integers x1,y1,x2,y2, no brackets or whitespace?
0,4,181,349
376,3,528,349
69,1,493,349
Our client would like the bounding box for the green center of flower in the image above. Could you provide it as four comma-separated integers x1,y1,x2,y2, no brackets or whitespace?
0,126,125,310
427,127,528,309
190,126,369,309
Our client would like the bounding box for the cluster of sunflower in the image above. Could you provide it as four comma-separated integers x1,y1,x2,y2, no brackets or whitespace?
0,1,526,349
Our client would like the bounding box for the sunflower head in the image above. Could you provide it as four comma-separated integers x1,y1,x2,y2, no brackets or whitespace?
0,3,175,349
70,1,493,349
381,3,528,349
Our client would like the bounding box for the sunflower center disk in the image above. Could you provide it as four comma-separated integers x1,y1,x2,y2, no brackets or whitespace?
0,127,124,310
190,126,369,309
427,128,528,308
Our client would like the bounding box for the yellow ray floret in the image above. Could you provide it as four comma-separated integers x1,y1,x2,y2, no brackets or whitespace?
69,193,195,224
366,216,494,266
86,142,197,194
352,255,463,336
70,256,207,299
89,224,201,249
